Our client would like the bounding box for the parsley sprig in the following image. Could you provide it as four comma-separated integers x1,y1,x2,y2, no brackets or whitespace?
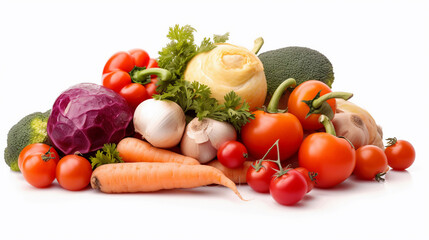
153,80,254,131
157,24,229,93
89,143,123,169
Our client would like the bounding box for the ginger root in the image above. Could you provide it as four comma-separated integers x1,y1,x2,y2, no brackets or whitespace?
333,99,384,149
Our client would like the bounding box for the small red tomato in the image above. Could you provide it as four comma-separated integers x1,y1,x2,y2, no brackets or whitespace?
21,148,59,188
294,167,317,193
56,155,93,191
18,143,60,171
354,145,388,181
385,137,415,170
269,169,308,206
246,160,279,193
217,141,248,169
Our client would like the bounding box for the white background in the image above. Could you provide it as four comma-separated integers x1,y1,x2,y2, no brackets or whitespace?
1,0,428,239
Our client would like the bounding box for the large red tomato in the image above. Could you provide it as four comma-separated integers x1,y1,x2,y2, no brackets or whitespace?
298,132,356,188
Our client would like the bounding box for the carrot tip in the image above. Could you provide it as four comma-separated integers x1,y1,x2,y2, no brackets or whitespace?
91,176,101,191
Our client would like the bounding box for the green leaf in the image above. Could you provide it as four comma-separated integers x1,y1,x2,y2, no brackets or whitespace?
213,32,230,43
89,143,123,169
157,24,229,93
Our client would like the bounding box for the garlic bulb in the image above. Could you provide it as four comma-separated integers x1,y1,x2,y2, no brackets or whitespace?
181,118,237,163
184,43,267,110
133,99,186,148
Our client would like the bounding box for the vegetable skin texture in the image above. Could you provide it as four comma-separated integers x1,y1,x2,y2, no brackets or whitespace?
47,83,133,155
4,110,51,171
258,46,334,97
117,137,200,165
90,162,244,200
184,43,267,110
333,99,383,149
207,160,252,184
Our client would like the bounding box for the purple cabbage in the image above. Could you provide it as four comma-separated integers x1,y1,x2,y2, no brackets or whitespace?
47,83,133,155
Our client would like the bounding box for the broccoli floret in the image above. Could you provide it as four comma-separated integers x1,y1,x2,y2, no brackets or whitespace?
4,110,51,171
258,46,335,96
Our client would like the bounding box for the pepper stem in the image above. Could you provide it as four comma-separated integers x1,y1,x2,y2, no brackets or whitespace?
319,114,336,136
312,91,353,109
251,37,264,55
131,67,172,84
266,78,296,113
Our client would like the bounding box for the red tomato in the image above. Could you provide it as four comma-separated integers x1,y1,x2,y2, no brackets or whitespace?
18,143,60,171
288,80,336,130
21,148,59,188
385,138,415,170
298,132,356,188
217,141,248,169
246,160,279,193
269,169,308,206
294,167,317,193
241,110,303,161
354,145,388,181
56,155,93,191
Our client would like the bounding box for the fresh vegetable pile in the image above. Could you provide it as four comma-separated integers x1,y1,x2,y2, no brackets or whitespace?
4,24,416,206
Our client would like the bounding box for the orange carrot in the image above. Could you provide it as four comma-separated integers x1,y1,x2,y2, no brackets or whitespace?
90,162,244,200
207,160,253,184
117,137,199,165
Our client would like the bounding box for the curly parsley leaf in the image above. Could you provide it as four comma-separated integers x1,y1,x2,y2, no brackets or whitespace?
89,143,123,170
154,80,254,131
157,24,229,93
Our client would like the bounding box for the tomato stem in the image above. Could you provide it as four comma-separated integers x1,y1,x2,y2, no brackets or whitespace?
267,78,296,113
318,115,336,136
385,137,397,147
312,91,353,109
41,146,56,162
251,37,264,55
375,172,386,182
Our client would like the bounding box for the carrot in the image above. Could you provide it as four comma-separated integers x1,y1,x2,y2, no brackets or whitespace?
90,162,245,200
117,137,199,165
207,160,253,184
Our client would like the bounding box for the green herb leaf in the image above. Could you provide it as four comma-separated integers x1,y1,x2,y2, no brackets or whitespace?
154,80,254,131
213,33,230,43
157,24,229,93
89,143,123,169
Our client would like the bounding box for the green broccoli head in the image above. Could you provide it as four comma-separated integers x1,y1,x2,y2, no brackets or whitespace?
4,110,51,171
258,46,335,96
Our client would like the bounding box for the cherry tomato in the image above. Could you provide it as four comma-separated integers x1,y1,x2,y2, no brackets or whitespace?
217,141,248,169
21,148,59,188
288,80,336,130
354,145,388,181
385,137,415,170
298,132,356,188
56,155,93,191
241,110,303,161
18,143,60,171
294,167,317,193
269,169,308,206
246,160,279,193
